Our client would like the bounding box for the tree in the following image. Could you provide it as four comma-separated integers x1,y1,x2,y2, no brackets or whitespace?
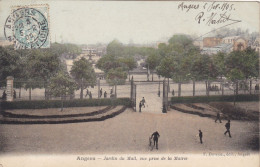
25,48,61,99
106,39,124,57
106,67,127,97
96,54,125,73
145,51,160,81
119,57,137,81
157,34,200,96
0,46,22,82
212,52,226,79
168,34,194,54
225,48,259,96
49,71,77,111
156,55,176,79
191,54,218,96
158,43,168,58
70,57,96,99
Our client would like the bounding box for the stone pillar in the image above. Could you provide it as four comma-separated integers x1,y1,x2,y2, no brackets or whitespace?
6,76,14,102
97,78,100,99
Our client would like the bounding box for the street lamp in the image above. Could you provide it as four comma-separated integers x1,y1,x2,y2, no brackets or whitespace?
158,75,160,97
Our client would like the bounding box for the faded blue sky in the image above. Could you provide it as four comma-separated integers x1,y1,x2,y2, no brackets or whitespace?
0,0,259,44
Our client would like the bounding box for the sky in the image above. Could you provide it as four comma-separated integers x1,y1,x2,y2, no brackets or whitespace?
0,0,259,45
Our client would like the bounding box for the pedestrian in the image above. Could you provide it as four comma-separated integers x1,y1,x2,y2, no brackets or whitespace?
2,90,7,100
85,89,89,97
224,120,232,138
104,91,107,98
89,91,92,99
13,90,16,99
139,101,142,112
141,97,146,108
100,88,102,97
199,130,203,144
215,111,222,123
172,89,175,96
151,131,160,149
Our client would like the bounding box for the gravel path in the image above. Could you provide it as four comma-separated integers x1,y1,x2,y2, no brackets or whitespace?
0,108,258,154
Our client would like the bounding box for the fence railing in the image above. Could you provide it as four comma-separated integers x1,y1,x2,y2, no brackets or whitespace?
0,78,259,101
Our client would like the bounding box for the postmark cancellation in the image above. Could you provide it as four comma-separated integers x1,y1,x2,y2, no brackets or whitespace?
4,4,50,49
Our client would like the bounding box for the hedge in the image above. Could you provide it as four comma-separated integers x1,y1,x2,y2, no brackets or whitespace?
171,94,259,104
1,98,131,110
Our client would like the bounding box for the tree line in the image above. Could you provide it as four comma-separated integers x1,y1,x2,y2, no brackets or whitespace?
1,34,258,101
0,43,96,100
96,35,259,97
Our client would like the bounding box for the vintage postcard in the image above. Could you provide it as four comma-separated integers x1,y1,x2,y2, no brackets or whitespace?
0,0,259,167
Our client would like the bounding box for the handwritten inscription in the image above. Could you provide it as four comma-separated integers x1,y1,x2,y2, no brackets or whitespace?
178,1,241,26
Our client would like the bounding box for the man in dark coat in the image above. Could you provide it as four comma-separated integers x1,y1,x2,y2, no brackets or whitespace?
139,101,142,112
215,111,222,123
100,88,102,97
224,120,232,138
13,90,16,99
199,130,203,144
151,131,160,149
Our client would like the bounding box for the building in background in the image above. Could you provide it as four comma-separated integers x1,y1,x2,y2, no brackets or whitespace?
193,37,203,50
203,37,222,47
233,37,248,51
202,43,233,55
222,36,248,51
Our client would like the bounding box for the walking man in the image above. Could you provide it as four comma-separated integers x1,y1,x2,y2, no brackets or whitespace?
100,88,102,97
141,97,146,108
139,101,142,112
224,120,232,138
110,88,113,95
13,90,16,99
85,89,89,97
199,130,203,144
151,131,160,149
215,111,222,123
104,91,107,98
172,89,175,96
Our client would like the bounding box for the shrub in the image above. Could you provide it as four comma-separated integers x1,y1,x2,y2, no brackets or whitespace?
171,94,259,104
1,98,131,110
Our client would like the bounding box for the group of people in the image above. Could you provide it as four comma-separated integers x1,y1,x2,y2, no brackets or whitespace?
149,115,232,150
99,88,108,98
1,90,16,100
198,119,232,145
85,89,92,99
84,88,109,99
209,84,219,91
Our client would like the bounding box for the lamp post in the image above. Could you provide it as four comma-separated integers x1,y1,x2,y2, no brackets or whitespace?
158,75,160,97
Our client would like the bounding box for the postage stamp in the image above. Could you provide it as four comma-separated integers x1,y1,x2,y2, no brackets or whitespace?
4,4,50,49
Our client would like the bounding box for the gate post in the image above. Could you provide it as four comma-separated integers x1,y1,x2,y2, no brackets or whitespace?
130,77,136,112
134,84,136,112
162,79,167,113
97,78,100,99
6,76,14,102
130,76,133,100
